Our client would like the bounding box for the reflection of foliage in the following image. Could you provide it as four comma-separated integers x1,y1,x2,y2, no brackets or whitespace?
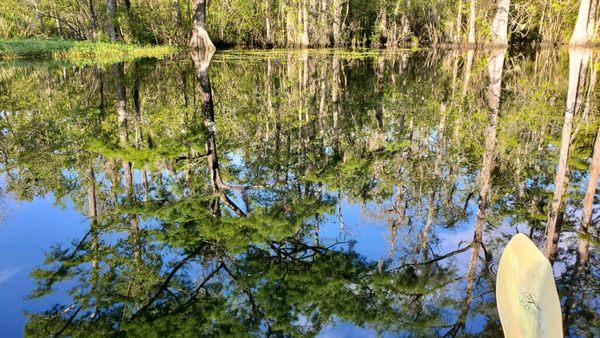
0,50,598,336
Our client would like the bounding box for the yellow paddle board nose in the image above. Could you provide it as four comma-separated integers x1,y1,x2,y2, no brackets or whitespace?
496,233,563,338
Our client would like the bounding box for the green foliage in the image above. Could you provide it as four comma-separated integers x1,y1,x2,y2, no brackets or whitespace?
1,48,598,336
0,0,589,47
0,38,176,64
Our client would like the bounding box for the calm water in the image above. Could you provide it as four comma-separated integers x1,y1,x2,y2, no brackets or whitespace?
0,48,598,337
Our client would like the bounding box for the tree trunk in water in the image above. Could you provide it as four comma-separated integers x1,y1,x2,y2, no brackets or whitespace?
467,0,476,45
106,0,119,42
570,0,598,45
491,0,510,46
190,0,216,55
458,48,506,331
543,48,589,263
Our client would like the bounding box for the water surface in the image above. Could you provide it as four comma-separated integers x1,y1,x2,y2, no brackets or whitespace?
0,48,598,337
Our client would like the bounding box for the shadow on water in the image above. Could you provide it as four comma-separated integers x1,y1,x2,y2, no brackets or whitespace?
0,48,598,337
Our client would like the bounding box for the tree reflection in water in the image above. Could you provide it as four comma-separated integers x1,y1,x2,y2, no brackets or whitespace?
0,48,598,337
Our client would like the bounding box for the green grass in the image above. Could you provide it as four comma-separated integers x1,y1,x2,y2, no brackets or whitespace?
0,39,177,64
215,48,416,61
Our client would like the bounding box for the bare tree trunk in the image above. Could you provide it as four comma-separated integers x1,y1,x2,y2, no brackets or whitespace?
190,0,216,55
543,48,590,263
106,0,119,42
301,0,310,47
333,0,343,46
570,0,598,45
491,0,510,46
286,3,295,46
455,0,463,43
88,0,97,40
265,0,272,45
319,0,330,46
467,0,476,46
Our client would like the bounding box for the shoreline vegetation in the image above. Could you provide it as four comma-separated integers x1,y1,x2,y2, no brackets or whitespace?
1,1,599,55
0,39,177,64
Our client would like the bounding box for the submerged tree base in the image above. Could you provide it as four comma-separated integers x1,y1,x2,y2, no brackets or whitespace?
0,39,177,64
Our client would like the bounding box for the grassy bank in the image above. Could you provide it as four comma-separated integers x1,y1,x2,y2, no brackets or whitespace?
0,39,177,64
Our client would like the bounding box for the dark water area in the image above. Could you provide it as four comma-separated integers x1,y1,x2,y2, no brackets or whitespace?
0,48,598,337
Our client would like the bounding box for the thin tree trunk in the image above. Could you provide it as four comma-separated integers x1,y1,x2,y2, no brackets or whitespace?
87,166,100,317
301,0,310,47
579,124,600,269
333,0,343,46
467,0,476,45
456,0,463,43
543,48,589,263
106,0,118,42
265,0,272,45
88,0,97,40
319,0,330,46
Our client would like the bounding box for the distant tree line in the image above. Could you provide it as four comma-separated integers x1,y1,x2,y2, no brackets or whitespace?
1,0,599,48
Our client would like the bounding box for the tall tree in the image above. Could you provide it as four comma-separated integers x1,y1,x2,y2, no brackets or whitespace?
570,0,599,45
88,0,97,40
106,0,119,42
491,0,510,45
467,0,476,45
190,0,216,54
332,0,343,46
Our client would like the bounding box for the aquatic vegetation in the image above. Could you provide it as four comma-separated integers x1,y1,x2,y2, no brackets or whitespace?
0,39,177,64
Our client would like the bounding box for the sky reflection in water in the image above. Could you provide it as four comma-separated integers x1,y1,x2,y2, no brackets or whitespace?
0,48,598,337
